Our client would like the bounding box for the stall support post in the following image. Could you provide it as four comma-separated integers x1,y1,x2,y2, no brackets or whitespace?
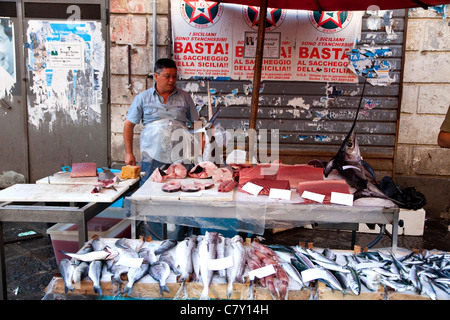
247,0,268,163
0,221,6,300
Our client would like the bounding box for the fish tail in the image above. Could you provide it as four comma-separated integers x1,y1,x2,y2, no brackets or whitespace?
93,284,102,296
159,284,170,295
200,288,210,300
227,281,233,299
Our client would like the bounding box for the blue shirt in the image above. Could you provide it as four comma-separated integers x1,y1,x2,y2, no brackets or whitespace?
126,85,199,126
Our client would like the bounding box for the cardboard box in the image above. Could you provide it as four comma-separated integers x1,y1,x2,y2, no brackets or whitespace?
47,208,131,263
358,208,426,236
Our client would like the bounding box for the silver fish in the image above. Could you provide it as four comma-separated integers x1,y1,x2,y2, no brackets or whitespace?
61,246,118,262
191,236,202,281
175,235,197,282
88,260,103,295
159,249,181,275
226,235,247,299
139,247,157,264
216,234,226,278
72,261,89,284
154,239,178,256
419,275,437,300
281,262,305,287
345,266,361,296
111,263,130,287
149,261,171,295
121,261,149,296
198,231,218,300
58,259,75,293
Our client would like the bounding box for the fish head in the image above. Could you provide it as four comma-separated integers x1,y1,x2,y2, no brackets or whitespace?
342,131,361,163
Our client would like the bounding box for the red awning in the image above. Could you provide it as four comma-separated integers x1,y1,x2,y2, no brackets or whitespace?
217,0,449,11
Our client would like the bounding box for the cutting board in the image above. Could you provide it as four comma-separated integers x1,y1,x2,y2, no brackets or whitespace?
0,183,129,203
130,178,234,202
36,171,139,186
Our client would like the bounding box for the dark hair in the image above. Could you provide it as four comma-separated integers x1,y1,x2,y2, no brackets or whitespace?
154,58,177,74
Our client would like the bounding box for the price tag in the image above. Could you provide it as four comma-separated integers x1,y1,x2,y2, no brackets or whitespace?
208,256,234,271
269,188,291,200
242,182,264,196
330,192,354,206
301,191,325,203
248,264,276,280
117,257,143,268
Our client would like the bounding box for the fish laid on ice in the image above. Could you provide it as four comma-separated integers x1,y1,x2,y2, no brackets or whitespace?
175,235,197,282
154,239,178,256
72,261,89,284
198,231,218,300
225,235,247,298
111,263,130,287
58,259,75,293
216,234,226,278
60,246,118,262
121,262,149,296
88,260,104,295
149,261,171,295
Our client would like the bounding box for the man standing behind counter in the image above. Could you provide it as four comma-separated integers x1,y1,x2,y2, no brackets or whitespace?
123,58,200,240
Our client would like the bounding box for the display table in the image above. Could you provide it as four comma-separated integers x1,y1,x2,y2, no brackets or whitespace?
126,178,400,247
0,171,140,300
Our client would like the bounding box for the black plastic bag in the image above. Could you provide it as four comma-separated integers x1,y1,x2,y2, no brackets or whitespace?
379,176,427,210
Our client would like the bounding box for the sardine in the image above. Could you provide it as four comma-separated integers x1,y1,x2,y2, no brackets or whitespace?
61,246,118,262
345,266,361,296
419,275,437,300
226,235,247,298
72,261,89,284
281,262,305,287
58,259,75,293
88,260,103,295
149,261,171,295
198,231,218,300
121,261,149,296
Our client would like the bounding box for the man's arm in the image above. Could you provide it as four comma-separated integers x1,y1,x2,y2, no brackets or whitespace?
438,130,450,148
124,119,137,165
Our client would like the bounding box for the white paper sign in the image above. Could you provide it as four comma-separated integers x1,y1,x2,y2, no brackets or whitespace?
208,255,234,271
116,257,144,268
242,182,264,196
269,188,291,200
248,264,276,280
301,268,330,283
180,191,204,197
301,190,325,203
330,192,354,206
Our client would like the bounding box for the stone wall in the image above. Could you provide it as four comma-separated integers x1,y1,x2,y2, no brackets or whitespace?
396,7,450,220
109,0,170,167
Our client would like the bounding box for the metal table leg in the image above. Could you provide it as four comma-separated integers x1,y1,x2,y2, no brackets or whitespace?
0,222,6,300
391,209,400,249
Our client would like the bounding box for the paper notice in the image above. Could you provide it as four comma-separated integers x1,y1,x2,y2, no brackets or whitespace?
269,188,292,200
248,264,276,280
242,182,264,196
301,191,325,203
330,192,354,206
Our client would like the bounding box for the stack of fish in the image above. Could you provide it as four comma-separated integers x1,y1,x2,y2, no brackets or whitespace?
269,244,450,300
57,234,449,300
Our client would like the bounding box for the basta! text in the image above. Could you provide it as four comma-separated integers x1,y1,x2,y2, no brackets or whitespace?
180,303,269,317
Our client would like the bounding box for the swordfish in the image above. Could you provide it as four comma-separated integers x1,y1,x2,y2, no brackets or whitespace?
323,85,402,205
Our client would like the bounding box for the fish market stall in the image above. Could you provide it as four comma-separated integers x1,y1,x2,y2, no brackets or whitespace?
126,162,400,248
0,168,140,300
43,235,450,300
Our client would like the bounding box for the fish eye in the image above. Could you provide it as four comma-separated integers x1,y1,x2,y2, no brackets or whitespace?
347,142,353,148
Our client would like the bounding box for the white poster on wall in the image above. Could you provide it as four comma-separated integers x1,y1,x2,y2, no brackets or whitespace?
171,0,362,83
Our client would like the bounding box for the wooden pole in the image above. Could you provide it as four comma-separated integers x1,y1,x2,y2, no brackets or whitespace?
247,0,268,163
